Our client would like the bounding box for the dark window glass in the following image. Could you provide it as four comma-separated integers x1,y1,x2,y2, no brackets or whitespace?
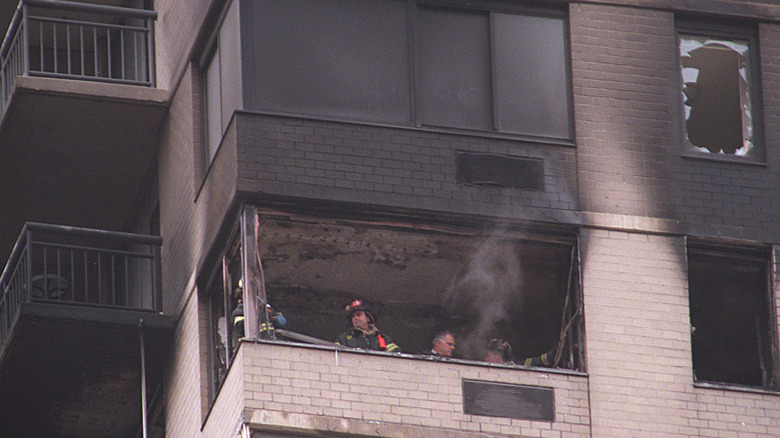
416,7,571,139
203,45,222,162
687,244,776,389
493,13,570,138
242,1,571,138
416,8,492,131
247,0,411,124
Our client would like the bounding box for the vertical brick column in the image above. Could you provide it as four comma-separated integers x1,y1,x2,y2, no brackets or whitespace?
580,228,692,435
570,3,679,220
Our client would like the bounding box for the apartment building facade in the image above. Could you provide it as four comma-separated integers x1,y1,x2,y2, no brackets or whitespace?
1,0,779,437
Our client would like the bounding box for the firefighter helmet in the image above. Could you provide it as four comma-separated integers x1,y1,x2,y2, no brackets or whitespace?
345,299,376,324
233,278,243,300
486,338,513,363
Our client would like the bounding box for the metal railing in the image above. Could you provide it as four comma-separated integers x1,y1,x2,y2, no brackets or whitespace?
0,0,157,111
0,223,162,353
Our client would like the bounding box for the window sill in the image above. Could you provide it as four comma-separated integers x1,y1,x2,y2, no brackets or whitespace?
244,337,587,377
694,380,779,396
681,150,768,167
236,109,576,148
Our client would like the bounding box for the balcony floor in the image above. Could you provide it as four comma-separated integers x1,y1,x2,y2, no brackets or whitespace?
0,76,169,261
0,302,173,438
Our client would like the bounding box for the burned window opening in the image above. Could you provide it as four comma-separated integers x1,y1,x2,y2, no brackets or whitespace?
229,207,584,371
687,243,777,389
205,232,243,401
679,31,757,157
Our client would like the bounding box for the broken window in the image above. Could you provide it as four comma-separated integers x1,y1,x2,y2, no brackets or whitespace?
678,24,761,158
239,206,584,371
687,242,777,389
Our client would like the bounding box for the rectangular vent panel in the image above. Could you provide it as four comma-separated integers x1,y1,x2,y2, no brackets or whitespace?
455,152,544,190
462,379,554,422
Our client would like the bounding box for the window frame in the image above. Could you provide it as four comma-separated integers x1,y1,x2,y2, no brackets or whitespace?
204,227,243,403
200,39,223,168
676,18,765,163
686,239,778,390
412,2,573,141
226,206,586,372
240,0,573,144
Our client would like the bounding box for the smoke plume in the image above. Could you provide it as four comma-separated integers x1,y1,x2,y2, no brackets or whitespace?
443,233,523,360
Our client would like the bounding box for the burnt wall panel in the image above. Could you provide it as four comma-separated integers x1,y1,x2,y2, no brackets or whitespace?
572,3,780,242
571,4,680,219
234,114,577,222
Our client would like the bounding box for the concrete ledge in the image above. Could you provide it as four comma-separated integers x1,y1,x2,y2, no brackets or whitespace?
578,211,683,236
14,75,170,106
579,211,776,243
245,409,522,438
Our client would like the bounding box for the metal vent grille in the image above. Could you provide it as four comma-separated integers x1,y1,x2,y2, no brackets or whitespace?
455,152,544,190
462,379,555,422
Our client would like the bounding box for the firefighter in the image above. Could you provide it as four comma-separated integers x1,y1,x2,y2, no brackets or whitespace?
232,280,287,339
259,303,287,339
484,338,557,367
335,299,400,352
232,285,246,339
520,345,557,367
484,338,514,364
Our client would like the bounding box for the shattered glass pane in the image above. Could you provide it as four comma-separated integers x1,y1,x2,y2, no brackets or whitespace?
679,34,753,156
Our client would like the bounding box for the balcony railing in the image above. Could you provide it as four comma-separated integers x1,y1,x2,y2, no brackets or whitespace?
0,0,157,111
0,223,162,353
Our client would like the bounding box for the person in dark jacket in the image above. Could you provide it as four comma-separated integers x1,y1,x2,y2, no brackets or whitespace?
423,331,455,358
520,345,557,367
232,282,286,339
335,299,400,352
484,338,557,367
484,338,514,364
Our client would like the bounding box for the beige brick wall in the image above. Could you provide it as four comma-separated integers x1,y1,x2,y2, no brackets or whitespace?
688,388,780,436
157,61,202,315
581,229,693,436
776,246,780,384
154,0,213,90
165,288,205,438
202,346,245,438
570,2,679,219
581,228,780,437
219,342,591,438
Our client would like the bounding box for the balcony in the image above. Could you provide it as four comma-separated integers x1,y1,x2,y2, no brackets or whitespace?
0,0,168,260
204,341,590,437
0,223,173,438
1,0,156,105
